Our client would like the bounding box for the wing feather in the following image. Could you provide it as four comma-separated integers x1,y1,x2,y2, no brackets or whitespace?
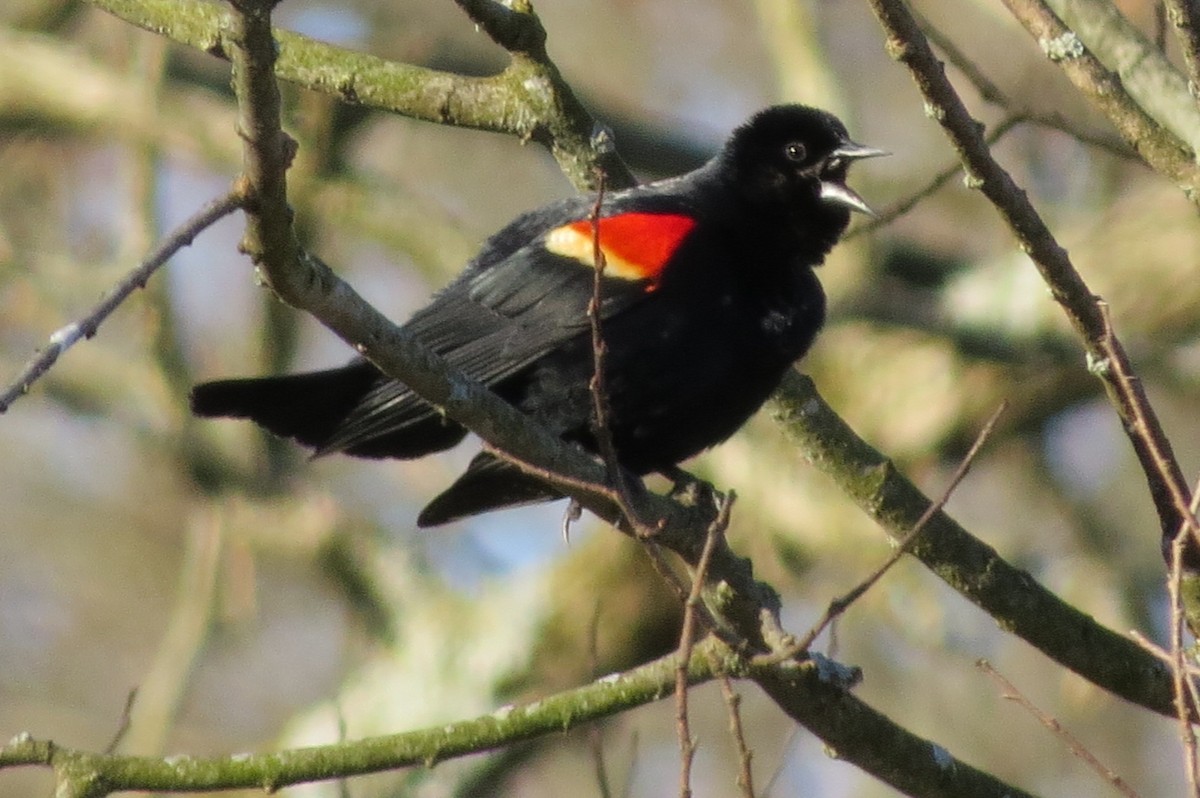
318,236,653,455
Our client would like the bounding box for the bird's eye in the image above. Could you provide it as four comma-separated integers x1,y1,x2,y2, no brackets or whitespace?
784,142,807,162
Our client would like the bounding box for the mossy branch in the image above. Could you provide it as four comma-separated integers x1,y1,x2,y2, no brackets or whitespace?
86,0,633,191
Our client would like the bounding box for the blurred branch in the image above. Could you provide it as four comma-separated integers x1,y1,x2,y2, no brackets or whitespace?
1000,0,1200,199
1042,0,1200,155
0,189,243,414
1161,0,1200,100
119,512,224,756
751,0,843,110
719,677,755,798
976,660,1142,798
770,371,1177,718
916,14,1132,157
865,0,1199,590
86,0,633,191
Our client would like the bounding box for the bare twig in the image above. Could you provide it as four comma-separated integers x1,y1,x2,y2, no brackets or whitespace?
852,116,1022,236
675,494,733,798
977,660,1141,798
762,727,801,798
1167,473,1200,794
773,371,1178,717
1168,527,1200,796
719,676,755,798
587,603,614,798
1096,303,1200,558
585,173,649,533
579,170,732,643
1129,631,1200,681
0,189,244,413
103,690,139,755
762,402,1006,665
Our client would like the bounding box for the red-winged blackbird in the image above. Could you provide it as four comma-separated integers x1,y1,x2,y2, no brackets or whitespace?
191,105,883,526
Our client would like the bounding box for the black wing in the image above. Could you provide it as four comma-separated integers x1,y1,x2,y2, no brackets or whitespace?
313,216,658,455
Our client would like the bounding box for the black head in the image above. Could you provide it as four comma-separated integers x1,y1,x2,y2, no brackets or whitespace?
718,105,884,253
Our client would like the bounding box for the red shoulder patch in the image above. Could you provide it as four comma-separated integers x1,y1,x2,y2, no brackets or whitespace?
544,213,697,288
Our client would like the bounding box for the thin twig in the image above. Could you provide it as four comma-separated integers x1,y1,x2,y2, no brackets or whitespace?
977,660,1142,798
587,602,614,798
762,727,801,798
619,731,640,798
675,494,733,798
103,689,139,755
579,171,729,637
719,676,755,798
1169,527,1200,796
586,178,623,499
481,441,622,509
852,117,1022,237
1128,631,1200,678
761,401,1006,665
1102,303,1200,557
1130,626,1200,755
0,189,244,413
1167,471,1200,795
585,172,659,538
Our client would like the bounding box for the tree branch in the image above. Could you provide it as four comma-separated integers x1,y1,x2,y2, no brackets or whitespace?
1000,0,1199,198
865,0,1199,597
1042,0,1200,156
85,0,633,190
0,642,728,795
770,371,1177,718
0,189,244,414
749,660,1039,798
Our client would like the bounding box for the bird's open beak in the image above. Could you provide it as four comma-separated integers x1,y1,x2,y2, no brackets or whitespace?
819,141,889,217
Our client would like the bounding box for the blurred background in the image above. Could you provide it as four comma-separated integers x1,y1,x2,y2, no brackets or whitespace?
2,0,1198,795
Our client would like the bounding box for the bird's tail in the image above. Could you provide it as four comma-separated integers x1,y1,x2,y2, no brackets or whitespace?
417,452,562,527
190,361,466,459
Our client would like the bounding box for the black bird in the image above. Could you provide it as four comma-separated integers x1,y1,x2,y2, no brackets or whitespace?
191,105,883,526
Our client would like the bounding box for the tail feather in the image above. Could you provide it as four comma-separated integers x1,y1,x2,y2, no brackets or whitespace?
417,453,562,527
190,361,466,459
